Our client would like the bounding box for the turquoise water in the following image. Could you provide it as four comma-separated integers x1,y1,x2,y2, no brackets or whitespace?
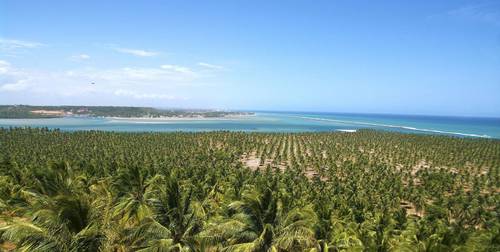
0,112,499,139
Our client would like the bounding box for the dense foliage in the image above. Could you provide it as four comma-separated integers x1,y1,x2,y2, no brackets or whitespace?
0,106,59,118
0,128,499,251
0,105,251,118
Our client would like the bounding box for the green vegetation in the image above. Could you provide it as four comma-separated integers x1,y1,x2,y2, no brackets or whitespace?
0,106,60,118
0,128,499,251
0,105,251,118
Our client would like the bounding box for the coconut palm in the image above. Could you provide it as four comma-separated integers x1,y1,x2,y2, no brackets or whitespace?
1,128,499,251
201,186,318,251
112,166,160,226
130,175,204,251
0,193,103,252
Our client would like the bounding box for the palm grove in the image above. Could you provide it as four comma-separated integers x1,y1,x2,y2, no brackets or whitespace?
0,128,499,251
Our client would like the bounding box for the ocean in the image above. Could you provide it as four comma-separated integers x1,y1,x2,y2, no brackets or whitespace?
1,111,499,139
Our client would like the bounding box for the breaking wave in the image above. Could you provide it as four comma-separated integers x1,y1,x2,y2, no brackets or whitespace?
337,129,357,133
298,116,491,138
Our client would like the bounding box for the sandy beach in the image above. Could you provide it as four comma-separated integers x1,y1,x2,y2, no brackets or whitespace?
106,114,256,121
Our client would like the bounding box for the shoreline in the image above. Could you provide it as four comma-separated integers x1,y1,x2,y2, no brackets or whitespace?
0,113,256,121
106,114,256,121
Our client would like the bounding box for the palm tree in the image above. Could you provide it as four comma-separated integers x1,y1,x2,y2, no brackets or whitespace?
201,186,318,251
0,193,103,252
130,174,204,251
112,166,159,226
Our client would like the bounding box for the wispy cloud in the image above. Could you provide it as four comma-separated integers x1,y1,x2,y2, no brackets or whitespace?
0,61,208,102
0,79,29,92
0,60,31,91
70,54,91,61
114,89,179,100
114,47,159,57
198,62,225,70
87,65,197,82
0,38,44,49
0,38,45,55
0,60,10,74
447,2,500,25
160,64,195,75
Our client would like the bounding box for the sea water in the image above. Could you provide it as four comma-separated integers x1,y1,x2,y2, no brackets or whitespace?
0,112,499,139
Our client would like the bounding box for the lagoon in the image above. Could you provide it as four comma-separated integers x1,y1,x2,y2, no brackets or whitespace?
1,112,499,139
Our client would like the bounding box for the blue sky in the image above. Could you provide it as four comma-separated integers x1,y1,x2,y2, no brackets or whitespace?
1,0,499,117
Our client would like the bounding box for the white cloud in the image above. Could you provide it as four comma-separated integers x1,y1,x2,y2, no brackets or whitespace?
160,64,195,75
198,62,225,70
0,60,31,91
114,89,178,100
0,60,11,74
0,80,29,91
70,54,91,61
78,65,197,83
0,62,213,103
0,38,44,50
114,47,158,57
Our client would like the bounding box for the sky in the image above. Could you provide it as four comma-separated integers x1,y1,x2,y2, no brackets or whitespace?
1,0,499,117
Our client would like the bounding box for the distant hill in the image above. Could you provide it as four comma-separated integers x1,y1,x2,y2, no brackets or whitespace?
0,105,252,119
